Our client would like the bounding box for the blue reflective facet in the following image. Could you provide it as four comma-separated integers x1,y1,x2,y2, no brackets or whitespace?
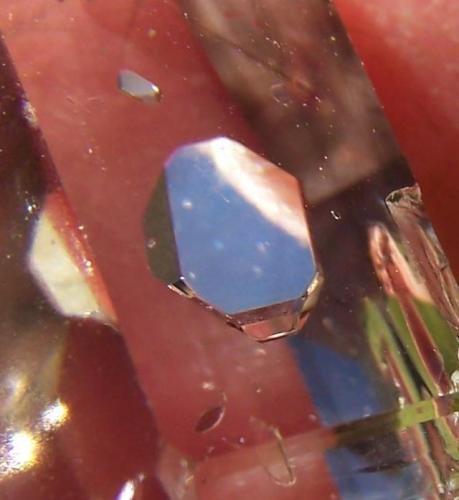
164,139,316,315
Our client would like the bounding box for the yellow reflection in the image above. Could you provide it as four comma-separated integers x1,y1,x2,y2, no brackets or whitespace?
0,431,39,478
40,399,69,431
28,195,116,324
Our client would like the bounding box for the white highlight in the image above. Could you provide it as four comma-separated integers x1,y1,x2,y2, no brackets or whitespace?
28,210,109,321
199,138,310,247
117,480,135,500
41,399,69,431
0,431,39,477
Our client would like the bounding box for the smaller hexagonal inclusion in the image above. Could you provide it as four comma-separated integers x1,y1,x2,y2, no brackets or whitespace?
144,137,321,339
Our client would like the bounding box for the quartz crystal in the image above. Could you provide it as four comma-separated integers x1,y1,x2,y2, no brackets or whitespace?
0,42,163,499
0,1,458,499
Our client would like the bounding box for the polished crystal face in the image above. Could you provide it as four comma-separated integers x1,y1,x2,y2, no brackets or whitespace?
144,137,322,340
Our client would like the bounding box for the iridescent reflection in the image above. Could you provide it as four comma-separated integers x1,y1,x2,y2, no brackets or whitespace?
145,137,321,338
0,399,68,479
363,185,459,483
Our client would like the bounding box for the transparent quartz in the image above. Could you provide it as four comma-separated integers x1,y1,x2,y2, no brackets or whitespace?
0,1,458,499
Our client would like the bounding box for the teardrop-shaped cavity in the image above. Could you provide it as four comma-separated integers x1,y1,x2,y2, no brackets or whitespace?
118,70,161,103
195,405,225,433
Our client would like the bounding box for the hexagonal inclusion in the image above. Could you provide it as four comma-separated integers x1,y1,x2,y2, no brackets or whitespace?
144,137,322,340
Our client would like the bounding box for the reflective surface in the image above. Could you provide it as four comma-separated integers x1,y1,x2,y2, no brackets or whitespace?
0,0,458,499
145,137,320,339
118,69,162,103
